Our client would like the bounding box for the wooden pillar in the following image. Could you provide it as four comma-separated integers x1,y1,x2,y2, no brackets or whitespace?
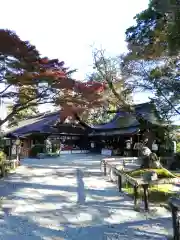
100,161,103,172
104,161,107,176
134,185,139,208
16,145,20,164
171,204,180,240
71,136,72,153
123,159,125,168
143,184,149,211
9,139,12,160
1,165,5,177
118,175,122,192
110,168,116,182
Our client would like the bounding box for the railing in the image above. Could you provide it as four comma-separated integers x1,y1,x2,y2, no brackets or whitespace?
169,197,180,240
114,167,150,211
101,158,150,210
101,158,179,212
100,157,141,181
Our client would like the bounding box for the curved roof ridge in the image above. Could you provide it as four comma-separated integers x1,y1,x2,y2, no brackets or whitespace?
90,101,159,130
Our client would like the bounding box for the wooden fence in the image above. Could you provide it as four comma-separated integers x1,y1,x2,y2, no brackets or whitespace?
101,158,179,212
169,197,180,240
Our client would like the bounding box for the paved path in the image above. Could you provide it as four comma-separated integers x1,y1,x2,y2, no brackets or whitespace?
0,154,173,239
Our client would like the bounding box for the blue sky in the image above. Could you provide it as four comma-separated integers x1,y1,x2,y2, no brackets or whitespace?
1,0,156,124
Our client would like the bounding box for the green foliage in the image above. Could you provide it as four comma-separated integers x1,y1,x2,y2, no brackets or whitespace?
123,0,180,120
85,50,132,124
124,166,180,203
0,151,6,165
177,142,180,153
7,104,39,128
29,144,45,158
0,138,5,149
123,183,178,203
81,104,116,125
126,0,180,58
127,168,176,179
122,58,180,119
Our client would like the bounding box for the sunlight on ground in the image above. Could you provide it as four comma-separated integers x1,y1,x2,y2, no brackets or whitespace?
0,154,174,239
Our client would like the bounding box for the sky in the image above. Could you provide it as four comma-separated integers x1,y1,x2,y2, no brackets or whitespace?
0,0,149,78
0,0,156,127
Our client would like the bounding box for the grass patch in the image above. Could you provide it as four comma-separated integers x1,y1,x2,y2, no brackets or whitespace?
127,168,176,179
123,168,180,203
122,183,179,202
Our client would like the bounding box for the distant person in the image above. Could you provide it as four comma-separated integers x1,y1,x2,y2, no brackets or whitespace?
58,143,61,155
91,142,95,149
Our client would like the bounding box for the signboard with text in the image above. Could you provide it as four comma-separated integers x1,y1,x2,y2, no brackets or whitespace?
101,149,112,156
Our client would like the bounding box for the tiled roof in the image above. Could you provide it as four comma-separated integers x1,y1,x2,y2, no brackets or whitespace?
90,102,162,130
5,111,60,137
89,126,139,136
5,102,163,137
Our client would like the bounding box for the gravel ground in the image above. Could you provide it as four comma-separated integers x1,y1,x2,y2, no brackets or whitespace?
0,154,173,239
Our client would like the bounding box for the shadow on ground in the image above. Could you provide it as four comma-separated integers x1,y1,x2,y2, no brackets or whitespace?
0,154,173,239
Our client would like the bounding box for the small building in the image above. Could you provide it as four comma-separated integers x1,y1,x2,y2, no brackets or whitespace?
88,102,168,156
4,102,171,158
4,111,89,158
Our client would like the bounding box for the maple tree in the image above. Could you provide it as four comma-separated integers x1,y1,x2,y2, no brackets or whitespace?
84,49,133,124
0,29,106,127
7,105,39,128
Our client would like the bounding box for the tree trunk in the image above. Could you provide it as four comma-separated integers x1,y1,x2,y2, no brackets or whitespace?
141,156,151,168
141,152,162,169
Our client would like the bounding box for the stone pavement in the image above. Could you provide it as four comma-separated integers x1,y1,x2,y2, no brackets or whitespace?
0,154,173,239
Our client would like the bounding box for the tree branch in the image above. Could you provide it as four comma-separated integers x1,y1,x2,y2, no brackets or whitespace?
0,100,55,126
93,50,133,112
0,84,12,96
139,61,180,115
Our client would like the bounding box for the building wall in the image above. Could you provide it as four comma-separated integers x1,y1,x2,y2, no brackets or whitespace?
21,138,32,157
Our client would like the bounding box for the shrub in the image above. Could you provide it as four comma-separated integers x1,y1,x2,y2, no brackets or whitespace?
29,144,45,158
0,150,6,164
127,168,176,179
177,142,180,153
123,183,178,203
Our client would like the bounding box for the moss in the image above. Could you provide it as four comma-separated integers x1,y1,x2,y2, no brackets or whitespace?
123,168,179,203
123,183,179,203
0,151,6,165
127,168,176,179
